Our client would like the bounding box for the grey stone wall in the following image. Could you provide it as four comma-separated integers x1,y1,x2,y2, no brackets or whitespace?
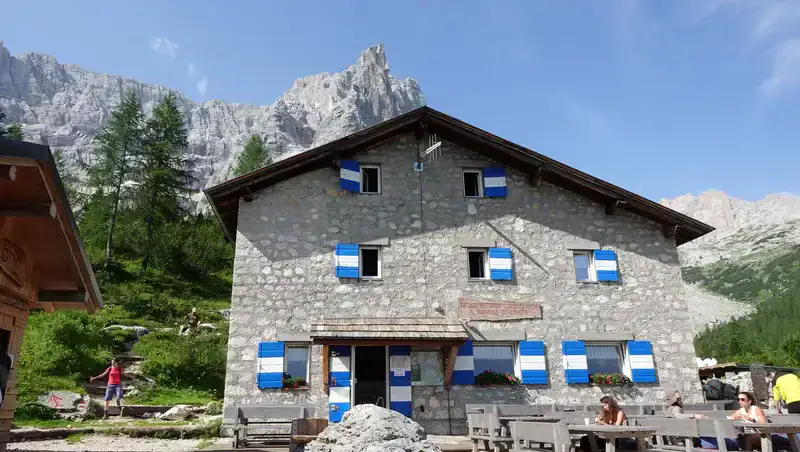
225,132,701,428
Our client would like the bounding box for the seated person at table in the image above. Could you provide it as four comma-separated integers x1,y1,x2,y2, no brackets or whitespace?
579,396,636,451
665,391,707,419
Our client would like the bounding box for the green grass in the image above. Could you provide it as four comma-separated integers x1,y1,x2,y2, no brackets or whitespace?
65,433,83,443
15,418,195,429
126,387,217,406
196,438,216,449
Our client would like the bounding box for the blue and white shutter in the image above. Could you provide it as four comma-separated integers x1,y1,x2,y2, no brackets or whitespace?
489,247,513,281
389,346,412,417
452,341,474,385
519,341,548,385
340,160,360,192
628,341,657,383
257,342,284,389
483,167,507,197
335,244,359,278
329,346,352,422
561,341,589,384
593,250,619,282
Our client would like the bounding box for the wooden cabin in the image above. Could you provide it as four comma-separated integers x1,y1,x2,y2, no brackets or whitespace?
0,139,102,448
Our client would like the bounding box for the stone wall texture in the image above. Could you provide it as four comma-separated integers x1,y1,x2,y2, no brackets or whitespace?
225,133,702,433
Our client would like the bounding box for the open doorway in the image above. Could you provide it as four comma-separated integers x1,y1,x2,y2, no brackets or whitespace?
354,346,386,408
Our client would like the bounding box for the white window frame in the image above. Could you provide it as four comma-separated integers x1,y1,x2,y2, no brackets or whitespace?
573,250,596,282
472,342,521,378
466,248,490,280
584,342,630,377
284,343,311,385
358,246,382,280
463,169,484,198
360,165,381,194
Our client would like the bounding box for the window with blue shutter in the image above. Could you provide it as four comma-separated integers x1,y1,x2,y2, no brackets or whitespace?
329,346,352,422
452,341,474,385
257,342,285,389
483,167,507,197
519,341,548,385
389,346,412,417
593,250,619,282
561,341,589,384
334,244,359,278
340,160,360,192
488,247,513,281
628,341,657,383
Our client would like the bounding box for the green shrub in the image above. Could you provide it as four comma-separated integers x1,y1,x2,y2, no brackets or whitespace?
14,402,59,421
126,387,217,406
107,328,140,353
133,330,227,396
17,311,113,404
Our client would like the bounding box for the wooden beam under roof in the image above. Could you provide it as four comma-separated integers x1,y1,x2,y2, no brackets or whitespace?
38,290,88,303
443,344,459,389
0,202,56,219
0,165,16,181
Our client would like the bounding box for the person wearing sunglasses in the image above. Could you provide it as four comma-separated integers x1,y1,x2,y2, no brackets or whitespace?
732,392,768,450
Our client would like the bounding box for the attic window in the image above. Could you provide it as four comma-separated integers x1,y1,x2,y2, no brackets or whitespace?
360,165,381,194
463,170,483,198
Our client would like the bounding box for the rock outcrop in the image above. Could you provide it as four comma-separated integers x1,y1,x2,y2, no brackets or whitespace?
305,404,441,452
0,41,424,203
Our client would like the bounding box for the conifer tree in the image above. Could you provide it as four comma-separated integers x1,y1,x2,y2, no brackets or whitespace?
6,124,23,140
87,92,145,262
232,134,271,178
137,93,194,271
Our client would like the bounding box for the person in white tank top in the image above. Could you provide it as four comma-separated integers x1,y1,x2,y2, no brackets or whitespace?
732,391,768,450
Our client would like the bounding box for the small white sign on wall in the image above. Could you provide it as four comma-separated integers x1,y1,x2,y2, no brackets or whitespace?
390,355,411,376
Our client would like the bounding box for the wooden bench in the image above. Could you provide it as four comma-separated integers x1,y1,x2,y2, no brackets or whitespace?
469,413,512,452
496,405,546,417
289,418,328,452
509,421,572,452
222,405,316,448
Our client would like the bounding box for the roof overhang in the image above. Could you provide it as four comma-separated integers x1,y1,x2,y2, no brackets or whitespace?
205,106,714,245
0,139,103,312
309,318,468,345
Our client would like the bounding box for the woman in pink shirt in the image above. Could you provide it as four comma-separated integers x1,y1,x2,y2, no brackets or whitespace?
90,359,131,419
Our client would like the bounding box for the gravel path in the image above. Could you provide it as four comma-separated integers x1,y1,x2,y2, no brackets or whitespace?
9,435,228,451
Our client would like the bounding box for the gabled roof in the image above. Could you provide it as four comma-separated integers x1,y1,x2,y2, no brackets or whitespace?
205,106,713,245
0,139,103,312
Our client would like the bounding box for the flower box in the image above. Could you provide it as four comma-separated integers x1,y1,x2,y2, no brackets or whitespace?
475,370,521,386
588,372,631,386
282,374,308,389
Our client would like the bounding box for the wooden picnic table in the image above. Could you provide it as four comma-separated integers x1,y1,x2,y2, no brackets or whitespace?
567,425,658,452
734,422,800,452
497,416,563,436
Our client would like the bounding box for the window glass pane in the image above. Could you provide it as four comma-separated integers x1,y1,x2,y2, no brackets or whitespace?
468,251,485,278
362,167,379,193
574,254,590,281
586,344,623,374
464,172,481,197
474,345,515,375
361,248,379,277
285,346,309,381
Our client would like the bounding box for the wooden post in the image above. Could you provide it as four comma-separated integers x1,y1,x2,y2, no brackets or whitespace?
321,345,330,393
443,344,459,389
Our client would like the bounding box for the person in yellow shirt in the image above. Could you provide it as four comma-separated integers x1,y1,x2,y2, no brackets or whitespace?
773,371,800,414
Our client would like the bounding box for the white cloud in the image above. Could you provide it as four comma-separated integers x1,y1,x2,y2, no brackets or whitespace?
196,76,209,96
150,37,179,59
752,1,800,42
187,62,196,77
758,38,800,99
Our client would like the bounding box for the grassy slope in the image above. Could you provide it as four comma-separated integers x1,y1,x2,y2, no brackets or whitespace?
17,259,231,412
690,245,800,365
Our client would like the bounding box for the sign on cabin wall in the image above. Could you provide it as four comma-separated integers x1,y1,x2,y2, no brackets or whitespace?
0,232,30,288
457,296,542,321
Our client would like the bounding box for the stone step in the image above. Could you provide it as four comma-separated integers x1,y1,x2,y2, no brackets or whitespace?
104,405,173,417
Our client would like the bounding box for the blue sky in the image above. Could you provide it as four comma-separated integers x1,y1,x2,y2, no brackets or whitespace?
3,0,799,202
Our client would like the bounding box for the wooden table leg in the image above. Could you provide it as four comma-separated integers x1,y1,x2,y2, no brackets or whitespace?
606,436,616,452
788,433,800,452
636,436,647,452
761,434,773,452
588,433,601,452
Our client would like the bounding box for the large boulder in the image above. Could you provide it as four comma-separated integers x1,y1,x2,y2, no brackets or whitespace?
305,404,441,452
158,405,191,421
37,391,84,410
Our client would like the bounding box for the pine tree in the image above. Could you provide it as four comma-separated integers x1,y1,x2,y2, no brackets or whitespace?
53,149,85,211
137,93,195,271
232,134,271,178
6,124,23,141
0,109,7,137
87,92,145,263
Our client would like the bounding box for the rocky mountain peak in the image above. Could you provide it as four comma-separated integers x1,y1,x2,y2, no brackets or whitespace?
0,41,425,197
